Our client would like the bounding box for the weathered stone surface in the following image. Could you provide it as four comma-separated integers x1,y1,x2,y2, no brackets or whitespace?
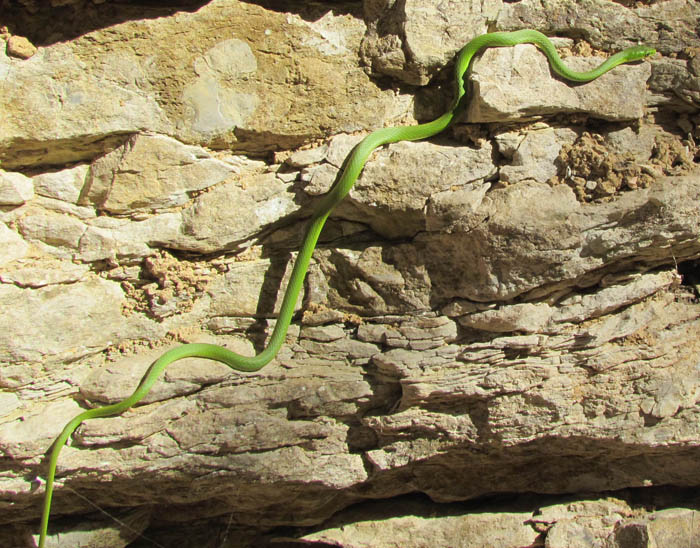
534,500,700,548
0,399,82,458
0,391,20,418
77,212,182,262
496,125,578,184
0,222,29,266
1,1,698,547
0,258,90,288
206,255,304,317
0,2,407,168
177,172,300,253
0,170,33,205
347,140,496,238
6,35,37,59
361,0,498,85
498,0,698,55
30,508,151,548
17,208,87,252
468,44,652,122
87,134,237,214
0,277,161,368
300,504,538,547
308,177,700,315
32,164,88,204
0,42,169,168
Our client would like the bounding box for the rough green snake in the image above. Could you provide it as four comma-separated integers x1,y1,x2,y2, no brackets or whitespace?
36,29,655,546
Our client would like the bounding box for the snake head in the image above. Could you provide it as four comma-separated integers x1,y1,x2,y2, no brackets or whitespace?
628,44,657,60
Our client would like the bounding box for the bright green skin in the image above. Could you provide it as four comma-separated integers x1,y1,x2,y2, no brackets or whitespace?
37,29,654,547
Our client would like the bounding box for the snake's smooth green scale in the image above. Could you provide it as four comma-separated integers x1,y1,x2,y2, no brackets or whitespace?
36,30,654,547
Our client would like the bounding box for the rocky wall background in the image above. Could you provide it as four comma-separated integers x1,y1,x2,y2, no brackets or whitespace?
1,0,700,546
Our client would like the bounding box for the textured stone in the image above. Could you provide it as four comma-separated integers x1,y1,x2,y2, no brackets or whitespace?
1,2,698,547
468,44,652,122
30,508,151,548
77,213,182,262
6,35,36,59
0,277,160,367
496,126,579,184
0,258,89,288
341,140,497,238
361,0,497,85
0,392,20,418
0,170,33,205
17,209,86,251
286,144,328,168
301,506,538,547
0,222,29,266
206,255,304,317
177,172,300,253
0,399,83,458
0,43,169,168
89,134,237,214
32,164,88,204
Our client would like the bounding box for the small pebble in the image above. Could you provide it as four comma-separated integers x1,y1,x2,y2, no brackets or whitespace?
7,35,37,59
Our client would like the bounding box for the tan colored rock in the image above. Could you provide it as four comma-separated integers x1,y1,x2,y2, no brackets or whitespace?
206,255,304,317
0,222,29,266
1,2,699,547
0,170,33,205
77,212,182,262
361,0,496,85
0,277,161,368
0,399,82,458
301,508,538,547
30,508,151,548
6,35,36,59
17,209,86,251
32,164,88,204
496,126,579,184
177,172,300,253
468,44,652,122
88,134,237,214
343,140,497,238
0,258,89,288
0,44,169,168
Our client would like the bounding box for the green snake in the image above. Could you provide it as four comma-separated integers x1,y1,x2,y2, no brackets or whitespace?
37,29,654,547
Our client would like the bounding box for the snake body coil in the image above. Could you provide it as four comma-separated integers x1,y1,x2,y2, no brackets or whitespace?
37,30,654,547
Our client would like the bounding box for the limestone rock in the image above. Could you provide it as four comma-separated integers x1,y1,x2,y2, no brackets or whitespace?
0,399,83,458
0,277,161,368
361,0,497,85
0,43,169,168
343,140,496,238
6,35,37,59
0,170,33,205
86,134,238,214
0,222,29,266
77,213,182,262
299,503,538,547
0,392,20,418
206,255,304,317
496,126,579,184
177,172,300,253
17,208,86,252
30,508,151,548
0,258,89,288
1,2,698,547
468,44,652,122
33,164,88,204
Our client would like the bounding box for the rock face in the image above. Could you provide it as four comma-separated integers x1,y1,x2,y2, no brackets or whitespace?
1,1,700,547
